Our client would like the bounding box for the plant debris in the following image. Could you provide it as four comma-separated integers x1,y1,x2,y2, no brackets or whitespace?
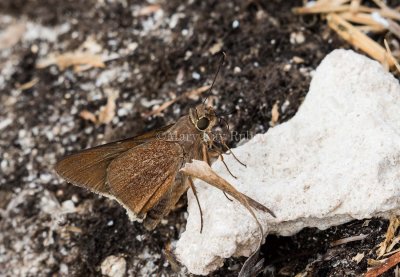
366,251,400,277
143,85,210,117
294,0,400,69
36,51,105,72
79,89,119,125
377,216,400,257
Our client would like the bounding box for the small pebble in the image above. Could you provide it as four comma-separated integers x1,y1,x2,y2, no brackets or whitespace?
101,255,127,277
233,66,241,74
290,31,305,44
232,20,239,29
192,72,201,80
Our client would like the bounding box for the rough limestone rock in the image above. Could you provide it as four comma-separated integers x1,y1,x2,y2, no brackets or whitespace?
175,49,400,275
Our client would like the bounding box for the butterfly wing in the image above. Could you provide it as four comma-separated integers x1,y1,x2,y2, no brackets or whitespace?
106,139,184,218
54,125,172,195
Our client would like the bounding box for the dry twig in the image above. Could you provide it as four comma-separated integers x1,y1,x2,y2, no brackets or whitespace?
330,233,368,247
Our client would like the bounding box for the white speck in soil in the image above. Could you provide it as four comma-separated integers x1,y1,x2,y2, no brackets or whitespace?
192,72,201,80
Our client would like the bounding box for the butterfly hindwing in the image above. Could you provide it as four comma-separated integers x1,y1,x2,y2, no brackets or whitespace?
54,125,172,195
106,139,184,217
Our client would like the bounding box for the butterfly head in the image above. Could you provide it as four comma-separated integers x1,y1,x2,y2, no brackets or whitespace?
189,104,217,132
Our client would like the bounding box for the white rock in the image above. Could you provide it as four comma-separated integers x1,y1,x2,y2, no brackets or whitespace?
101,255,126,277
175,49,400,275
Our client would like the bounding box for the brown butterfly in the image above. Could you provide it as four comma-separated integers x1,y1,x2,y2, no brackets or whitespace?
55,55,275,275
55,103,275,231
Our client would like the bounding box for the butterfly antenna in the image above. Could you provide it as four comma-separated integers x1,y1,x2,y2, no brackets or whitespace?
216,108,236,117
203,51,226,105
219,117,230,132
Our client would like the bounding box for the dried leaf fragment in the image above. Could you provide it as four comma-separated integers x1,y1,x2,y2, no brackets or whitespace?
0,21,26,50
37,51,105,72
270,101,280,127
352,252,365,264
79,110,97,124
138,4,161,16
98,89,119,124
79,89,119,125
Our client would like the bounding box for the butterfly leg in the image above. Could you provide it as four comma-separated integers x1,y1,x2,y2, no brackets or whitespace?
216,135,246,167
208,145,237,179
202,142,234,202
188,177,204,233
201,143,211,165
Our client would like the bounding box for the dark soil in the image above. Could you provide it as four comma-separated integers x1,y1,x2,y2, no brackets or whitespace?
0,0,397,276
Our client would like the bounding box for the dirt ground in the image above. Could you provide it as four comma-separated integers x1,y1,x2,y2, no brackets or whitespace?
0,0,399,276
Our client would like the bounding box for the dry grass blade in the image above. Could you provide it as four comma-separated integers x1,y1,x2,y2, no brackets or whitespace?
327,13,394,67
388,20,400,40
366,251,400,277
18,78,39,91
383,247,400,257
384,39,400,73
339,12,386,32
294,0,400,70
144,85,210,117
377,216,400,257
293,0,350,14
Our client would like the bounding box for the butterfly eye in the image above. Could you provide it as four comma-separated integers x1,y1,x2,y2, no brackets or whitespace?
196,117,210,131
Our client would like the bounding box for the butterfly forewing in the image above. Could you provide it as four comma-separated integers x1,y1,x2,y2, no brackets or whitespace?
107,139,184,217
55,125,173,195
